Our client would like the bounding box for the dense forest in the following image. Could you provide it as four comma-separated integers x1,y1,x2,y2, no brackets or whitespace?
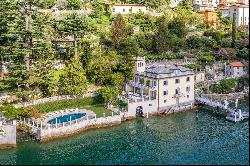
0,0,249,104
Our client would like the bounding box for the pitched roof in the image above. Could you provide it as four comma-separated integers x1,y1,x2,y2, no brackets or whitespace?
145,64,192,74
230,61,245,67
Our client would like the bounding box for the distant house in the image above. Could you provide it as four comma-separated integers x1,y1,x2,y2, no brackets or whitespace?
193,4,215,11
194,71,205,83
111,3,163,16
226,61,246,78
197,10,218,29
192,0,220,9
112,3,148,15
219,4,249,27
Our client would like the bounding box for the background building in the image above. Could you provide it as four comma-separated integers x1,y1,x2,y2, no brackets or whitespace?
192,0,220,9
220,5,249,26
226,61,246,78
198,10,218,28
112,3,148,15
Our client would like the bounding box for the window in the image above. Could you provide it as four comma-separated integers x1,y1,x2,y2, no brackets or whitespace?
129,8,132,13
186,77,190,82
123,8,125,12
175,88,180,94
141,63,143,67
163,81,168,86
153,80,157,86
135,77,138,82
186,87,190,92
149,104,152,106
164,100,167,103
233,13,236,22
163,91,168,96
194,76,196,81
139,9,141,12
112,8,115,12
175,79,180,84
187,95,189,98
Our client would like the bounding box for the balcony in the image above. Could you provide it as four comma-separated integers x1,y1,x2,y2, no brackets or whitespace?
119,92,156,104
128,80,155,90
173,93,185,98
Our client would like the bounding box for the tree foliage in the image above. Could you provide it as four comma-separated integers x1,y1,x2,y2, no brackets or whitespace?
59,59,88,95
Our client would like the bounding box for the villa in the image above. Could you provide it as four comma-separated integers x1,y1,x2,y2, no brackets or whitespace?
226,61,246,78
219,4,249,27
111,3,163,17
121,57,195,117
112,3,148,15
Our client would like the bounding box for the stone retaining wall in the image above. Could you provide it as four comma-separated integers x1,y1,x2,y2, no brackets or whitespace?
35,115,122,142
202,92,247,103
0,120,16,148
12,93,98,108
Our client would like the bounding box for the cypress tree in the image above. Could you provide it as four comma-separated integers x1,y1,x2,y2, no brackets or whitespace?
231,21,237,48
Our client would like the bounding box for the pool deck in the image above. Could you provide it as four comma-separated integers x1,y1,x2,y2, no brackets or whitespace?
18,109,130,142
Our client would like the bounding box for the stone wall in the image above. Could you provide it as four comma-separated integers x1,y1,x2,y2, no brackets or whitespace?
35,115,123,142
12,93,98,108
0,120,16,148
202,92,247,103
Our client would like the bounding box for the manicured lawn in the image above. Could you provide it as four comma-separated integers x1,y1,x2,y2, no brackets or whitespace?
31,97,112,117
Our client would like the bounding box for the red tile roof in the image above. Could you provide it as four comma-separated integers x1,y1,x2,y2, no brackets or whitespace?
230,61,245,67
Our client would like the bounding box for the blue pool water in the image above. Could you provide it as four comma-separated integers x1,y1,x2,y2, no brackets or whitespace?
47,113,86,124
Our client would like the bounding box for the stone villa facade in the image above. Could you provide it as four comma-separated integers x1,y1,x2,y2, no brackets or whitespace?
226,61,246,78
121,57,195,117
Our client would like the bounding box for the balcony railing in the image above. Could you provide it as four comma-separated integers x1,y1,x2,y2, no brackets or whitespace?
173,93,184,98
128,80,156,90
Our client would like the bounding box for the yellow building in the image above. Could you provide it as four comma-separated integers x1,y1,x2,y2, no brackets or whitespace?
198,10,218,29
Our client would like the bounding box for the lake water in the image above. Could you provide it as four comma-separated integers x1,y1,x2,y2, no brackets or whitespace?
0,101,249,165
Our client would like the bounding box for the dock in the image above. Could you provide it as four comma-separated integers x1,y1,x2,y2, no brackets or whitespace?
195,96,249,122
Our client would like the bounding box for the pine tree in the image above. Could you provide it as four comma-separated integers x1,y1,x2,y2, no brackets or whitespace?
59,58,88,95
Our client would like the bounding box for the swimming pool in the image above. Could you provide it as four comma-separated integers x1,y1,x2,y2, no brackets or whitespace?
47,113,86,124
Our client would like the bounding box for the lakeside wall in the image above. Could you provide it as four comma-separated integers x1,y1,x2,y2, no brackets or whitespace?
0,120,16,148
26,112,133,142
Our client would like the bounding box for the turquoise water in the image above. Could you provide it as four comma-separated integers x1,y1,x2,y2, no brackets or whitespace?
0,103,248,165
47,113,86,124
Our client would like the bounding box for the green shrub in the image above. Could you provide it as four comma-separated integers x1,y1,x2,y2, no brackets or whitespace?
0,105,28,119
211,78,237,94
